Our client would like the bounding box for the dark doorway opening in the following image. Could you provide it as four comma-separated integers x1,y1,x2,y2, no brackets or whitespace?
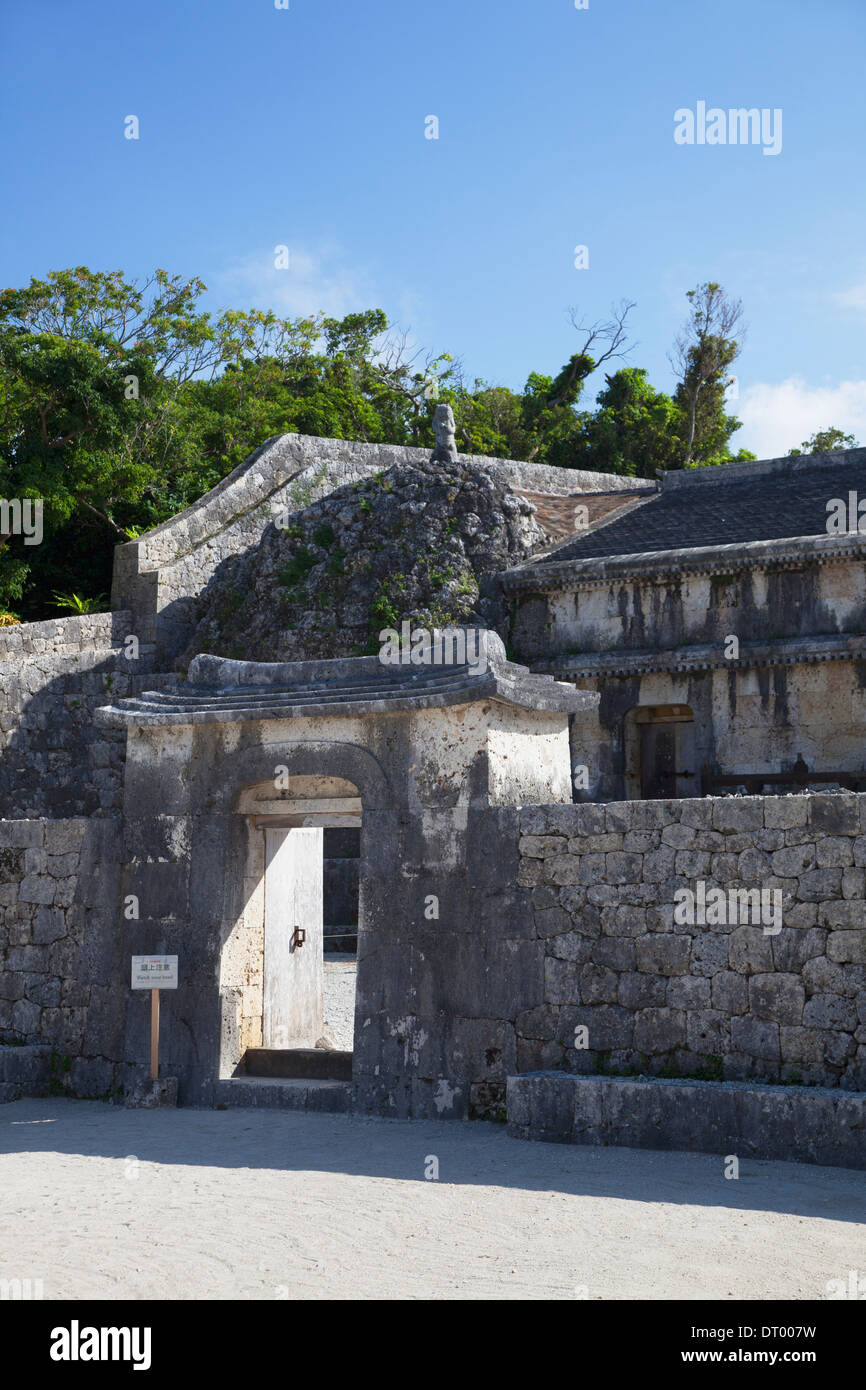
630,705,696,800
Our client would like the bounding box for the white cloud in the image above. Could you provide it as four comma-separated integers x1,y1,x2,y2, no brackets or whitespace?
211,245,379,320
736,377,866,459
833,282,866,313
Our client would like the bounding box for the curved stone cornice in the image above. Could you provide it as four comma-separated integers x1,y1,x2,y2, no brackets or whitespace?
500,531,866,596
96,631,599,726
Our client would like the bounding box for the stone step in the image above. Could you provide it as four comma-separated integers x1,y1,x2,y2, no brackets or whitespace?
213,1077,351,1112
243,1048,353,1081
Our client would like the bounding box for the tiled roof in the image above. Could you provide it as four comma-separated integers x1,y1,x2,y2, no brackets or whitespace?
542,451,866,563
511,487,653,547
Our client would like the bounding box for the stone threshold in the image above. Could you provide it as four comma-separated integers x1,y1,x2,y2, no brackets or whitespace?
214,1076,351,1113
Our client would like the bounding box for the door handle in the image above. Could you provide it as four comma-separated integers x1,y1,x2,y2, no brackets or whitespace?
290,925,306,949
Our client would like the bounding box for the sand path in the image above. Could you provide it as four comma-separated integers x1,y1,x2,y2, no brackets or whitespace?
1,1098,863,1300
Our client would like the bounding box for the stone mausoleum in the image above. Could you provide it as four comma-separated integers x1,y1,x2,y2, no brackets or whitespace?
1,435,864,1168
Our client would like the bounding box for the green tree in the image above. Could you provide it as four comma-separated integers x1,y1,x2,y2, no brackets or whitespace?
0,266,765,617
0,267,279,614
568,368,683,478
670,282,745,466
788,427,859,456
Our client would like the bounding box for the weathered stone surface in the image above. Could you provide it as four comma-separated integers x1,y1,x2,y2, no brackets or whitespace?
763,797,808,830
826,931,866,965
803,994,857,1030
802,955,862,997
183,456,550,667
771,844,816,877
687,1008,729,1053
815,836,855,868
635,934,691,976
713,800,764,832
533,905,573,938
748,973,805,1026
578,963,619,1004
842,867,866,899
809,795,859,837
689,934,729,976
618,972,667,1008
728,926,775,975
731,1016,780,1061
633,1007,686,1054
125,1077,179,1109
667,975,711,1010
572,1005,633,1051
519,835,565,858
711,970,749,1014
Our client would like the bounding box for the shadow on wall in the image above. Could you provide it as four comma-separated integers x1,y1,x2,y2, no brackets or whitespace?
0,656,150,819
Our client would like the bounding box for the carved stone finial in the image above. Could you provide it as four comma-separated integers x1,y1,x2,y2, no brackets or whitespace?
430,403,459,463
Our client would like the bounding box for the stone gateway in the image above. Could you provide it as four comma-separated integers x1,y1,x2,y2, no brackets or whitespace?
1,434,864,1166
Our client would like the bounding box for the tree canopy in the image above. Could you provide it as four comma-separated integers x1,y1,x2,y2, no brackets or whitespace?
788,427,859,457
0,267,757,620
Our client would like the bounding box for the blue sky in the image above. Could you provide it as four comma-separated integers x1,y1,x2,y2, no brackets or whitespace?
2,0,865,457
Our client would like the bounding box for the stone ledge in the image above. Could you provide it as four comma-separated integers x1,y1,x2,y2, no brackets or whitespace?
506,1071,866,1170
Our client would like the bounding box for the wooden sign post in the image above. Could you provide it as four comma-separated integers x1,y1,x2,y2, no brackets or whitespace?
131,956,178,1081
149,989,160,1080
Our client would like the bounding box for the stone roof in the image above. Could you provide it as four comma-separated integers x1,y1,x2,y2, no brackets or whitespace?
533,448,866,565
96,631,598,727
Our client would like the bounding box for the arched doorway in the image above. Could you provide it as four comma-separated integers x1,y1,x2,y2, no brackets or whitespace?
221,774,362,1082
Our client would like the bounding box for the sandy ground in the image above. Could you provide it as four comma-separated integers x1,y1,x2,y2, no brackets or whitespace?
0,1097,863,1301
322,956,356,1051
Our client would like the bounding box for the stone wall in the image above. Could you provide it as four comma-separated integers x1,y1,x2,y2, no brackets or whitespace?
0,817,127,1096
517,794,866,1089
0,612,160,818
3,789,865,1113
110,432,642,662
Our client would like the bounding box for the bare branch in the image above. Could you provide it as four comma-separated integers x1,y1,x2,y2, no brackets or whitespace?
546,300,636,408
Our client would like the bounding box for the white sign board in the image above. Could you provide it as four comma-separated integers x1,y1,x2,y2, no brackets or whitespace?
131,955,178,990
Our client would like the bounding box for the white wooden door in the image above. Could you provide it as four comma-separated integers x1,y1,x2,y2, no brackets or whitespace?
263,827,324,1048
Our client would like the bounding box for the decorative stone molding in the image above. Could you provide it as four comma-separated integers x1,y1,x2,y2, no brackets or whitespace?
501,530,866,596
